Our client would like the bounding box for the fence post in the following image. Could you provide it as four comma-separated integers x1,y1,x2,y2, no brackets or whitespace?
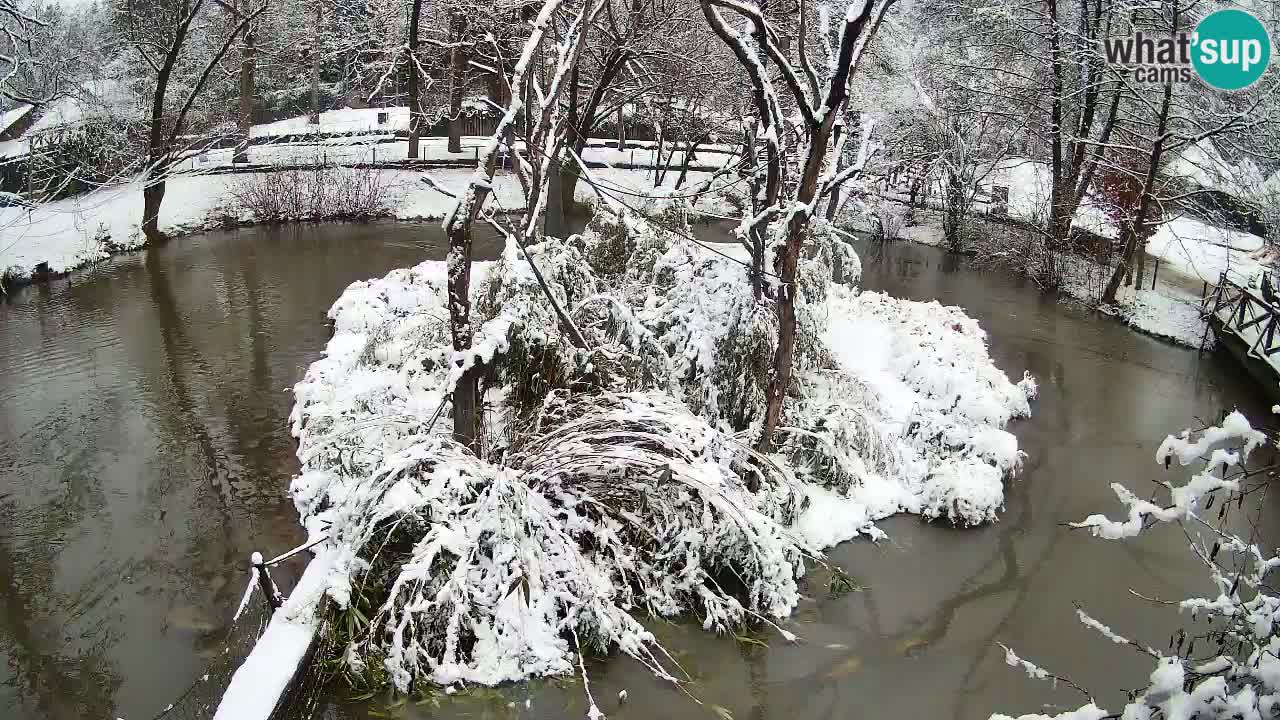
252,551,283,611
1151,258,1159,290
373,147,376,166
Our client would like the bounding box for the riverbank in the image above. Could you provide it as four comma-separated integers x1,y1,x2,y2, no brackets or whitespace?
0,147,729,291
842,204,1266,348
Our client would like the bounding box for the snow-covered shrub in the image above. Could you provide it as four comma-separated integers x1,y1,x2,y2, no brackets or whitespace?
625,214,675,281
817,289,1036,524
782,383,904,494
299,386,814,690
995,411,1280,720
579,211,634,277
642,236,778,430
226,161,398,223
869,204,906,242
291,211,1037,700
807,218,862,287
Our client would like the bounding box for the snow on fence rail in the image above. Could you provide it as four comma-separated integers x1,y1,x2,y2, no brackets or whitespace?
211,537,331,720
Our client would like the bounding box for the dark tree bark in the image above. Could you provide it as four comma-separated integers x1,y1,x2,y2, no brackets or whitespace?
406,0,424,159
309,4,321,124
1045,0,1065,285
447,13,469,154
135,0,263,244
233,0,256,164
1103,79,1173,304
447,217,482,453
824,121,846,221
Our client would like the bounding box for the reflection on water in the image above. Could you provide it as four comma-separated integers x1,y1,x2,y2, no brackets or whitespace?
0,221,501,720
1,224,1273,720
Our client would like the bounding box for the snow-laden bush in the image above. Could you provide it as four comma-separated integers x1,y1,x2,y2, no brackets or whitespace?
306,391,809,692
780,287,1037,524
869,204,906,242
291,210,1036,700
994,411,1280,720
642,234,778,430
226,162,398,223
579,211,634,278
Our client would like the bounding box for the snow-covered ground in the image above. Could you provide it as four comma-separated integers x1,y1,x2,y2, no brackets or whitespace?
1145,215,1265,285
842,202,1259,347
0,157,723,282
1097,281,1209,347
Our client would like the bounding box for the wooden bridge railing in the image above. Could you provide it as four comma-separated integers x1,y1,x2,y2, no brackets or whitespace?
1204,272,1280,359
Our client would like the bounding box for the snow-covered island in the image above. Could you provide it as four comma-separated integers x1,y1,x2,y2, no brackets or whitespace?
237,205,1035,717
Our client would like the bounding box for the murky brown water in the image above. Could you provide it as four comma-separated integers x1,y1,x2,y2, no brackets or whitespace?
0,221,503,720
1,224,1274,720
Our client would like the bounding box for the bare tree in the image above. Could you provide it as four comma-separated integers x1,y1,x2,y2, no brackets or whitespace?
437,0,599,452
446,10,468,153
406,0,425,158
215,0,258,163
115,0,267,243
558,0,699,211
0,1,51,104
1090,0,1277,303
309,2,322,124
700,0,896,454
932,0,1124,285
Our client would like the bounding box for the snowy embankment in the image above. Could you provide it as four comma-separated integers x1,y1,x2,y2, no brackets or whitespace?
845,202,1266,347
0,151,722,283
1092,216,1264,347
247,208,1034,714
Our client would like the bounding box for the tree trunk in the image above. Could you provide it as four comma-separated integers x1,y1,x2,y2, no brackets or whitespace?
1045,0,1065,286
309,5,321,125
234,15,255,164
446,217,482,453
560,62,583,215
824,122,846,221
447,13,468,154
943,171,965,250
406,0,423,159
142,175,167,244
545,158,566,237
759,113,844,454
616,105,625,149
674,140,700,189
1103,85,1174,304
144,40,174,244
560,51,625,212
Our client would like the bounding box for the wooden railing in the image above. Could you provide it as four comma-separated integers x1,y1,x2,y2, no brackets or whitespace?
1204,272,1280,358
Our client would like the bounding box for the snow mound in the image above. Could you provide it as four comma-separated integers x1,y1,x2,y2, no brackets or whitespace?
798,289,1034,532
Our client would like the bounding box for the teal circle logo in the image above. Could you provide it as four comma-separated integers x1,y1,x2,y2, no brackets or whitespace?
1193,9,1271,90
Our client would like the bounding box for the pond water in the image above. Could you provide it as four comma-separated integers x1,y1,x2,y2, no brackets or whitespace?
0,221,502,720
0,221,1273,720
